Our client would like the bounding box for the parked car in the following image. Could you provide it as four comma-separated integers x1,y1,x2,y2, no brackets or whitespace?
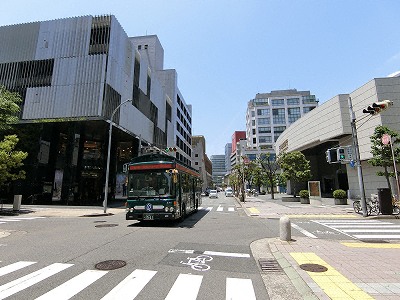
209,190,218,198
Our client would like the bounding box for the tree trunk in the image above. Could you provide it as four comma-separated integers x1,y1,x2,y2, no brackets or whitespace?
384,166,392,191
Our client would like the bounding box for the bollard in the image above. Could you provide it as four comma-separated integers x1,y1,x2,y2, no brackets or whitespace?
279,216,291,241
13,195,22,211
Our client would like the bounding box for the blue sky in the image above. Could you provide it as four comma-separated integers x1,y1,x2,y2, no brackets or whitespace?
1,0,400,156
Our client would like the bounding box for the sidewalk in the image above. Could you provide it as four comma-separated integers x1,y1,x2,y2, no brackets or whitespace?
243,194,400,300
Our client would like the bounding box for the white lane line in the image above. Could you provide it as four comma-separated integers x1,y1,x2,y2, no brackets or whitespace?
203,251,250,258
228,207,235,212
36,269,108,300
334,225,400,228
217,206,223,212
0,219,21,222
343,229,400,233
101,269,157,300
0,261,36,277
165,274,203,300
0,263,73,299
5,217,46,220
206,207,213,211
291,223,318,239
353,234,400,239
226,278,256,300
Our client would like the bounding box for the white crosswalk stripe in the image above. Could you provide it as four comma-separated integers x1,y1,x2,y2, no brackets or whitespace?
0,263,73,299
314,219,400,240
0,261,258,299
0,217,46,225
198,206,236,212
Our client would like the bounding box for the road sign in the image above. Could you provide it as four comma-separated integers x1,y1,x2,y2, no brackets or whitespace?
382,134,391,145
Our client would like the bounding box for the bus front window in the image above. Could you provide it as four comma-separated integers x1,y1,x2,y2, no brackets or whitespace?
128,171,174,197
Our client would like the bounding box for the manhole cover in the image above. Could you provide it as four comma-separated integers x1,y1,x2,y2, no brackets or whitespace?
95,260,126,270
95,224,118,228
299,263,328,272
258,259,283,272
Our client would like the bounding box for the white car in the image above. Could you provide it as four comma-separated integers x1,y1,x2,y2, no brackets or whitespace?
209,190,218,198
225,188,233,197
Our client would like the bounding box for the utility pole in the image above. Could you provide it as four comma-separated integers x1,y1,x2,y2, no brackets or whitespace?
348,96,368,217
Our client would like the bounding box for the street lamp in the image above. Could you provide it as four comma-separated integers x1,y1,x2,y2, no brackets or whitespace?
103,99,132,213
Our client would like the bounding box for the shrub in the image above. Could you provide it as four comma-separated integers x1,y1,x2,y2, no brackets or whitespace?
333,189,347,199
299,190,309,198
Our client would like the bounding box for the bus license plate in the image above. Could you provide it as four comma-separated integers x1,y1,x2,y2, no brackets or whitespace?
143,214,154,220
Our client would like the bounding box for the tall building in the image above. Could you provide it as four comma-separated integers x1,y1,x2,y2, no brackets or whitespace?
210,155,226,187
246,89,318,154
192,135,212,191
0,15,193,205
224,143,232,174
230,131,246,169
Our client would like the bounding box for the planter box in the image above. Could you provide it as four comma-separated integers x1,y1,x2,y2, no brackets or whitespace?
300,197,310,204
334,198,348,205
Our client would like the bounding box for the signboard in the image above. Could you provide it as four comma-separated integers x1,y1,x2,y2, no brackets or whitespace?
382,134,391,145
308,181,321,197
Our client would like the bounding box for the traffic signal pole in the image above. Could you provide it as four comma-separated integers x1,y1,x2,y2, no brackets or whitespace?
348,96,368,217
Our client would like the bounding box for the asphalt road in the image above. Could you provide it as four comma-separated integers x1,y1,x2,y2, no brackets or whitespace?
0,193,277,300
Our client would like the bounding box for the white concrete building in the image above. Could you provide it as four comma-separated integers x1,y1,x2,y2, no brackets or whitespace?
246,89,318,156
275,77,400,198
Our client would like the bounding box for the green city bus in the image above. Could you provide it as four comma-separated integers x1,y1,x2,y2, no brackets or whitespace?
125,152,202,221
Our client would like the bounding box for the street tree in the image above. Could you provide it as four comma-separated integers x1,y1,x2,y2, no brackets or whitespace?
368,125,400,193
277,151,311,197
0,86,28,189
258,152,279,199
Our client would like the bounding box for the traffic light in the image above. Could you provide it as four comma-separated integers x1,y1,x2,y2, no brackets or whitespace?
165,147,177,152
326,148,338,163
363,100,393,115
338,148,346,161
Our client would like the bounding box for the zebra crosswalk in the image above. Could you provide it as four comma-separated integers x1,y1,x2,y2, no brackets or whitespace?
0,216,45,225
198,206,236,212
0,260,257,299
313,219,400,240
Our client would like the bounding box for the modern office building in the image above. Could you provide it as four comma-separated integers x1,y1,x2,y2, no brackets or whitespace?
210,155,226,187
275,76,400,198
224,143,232,174
246,89,318,155
192,135,212,191
0,15,193,205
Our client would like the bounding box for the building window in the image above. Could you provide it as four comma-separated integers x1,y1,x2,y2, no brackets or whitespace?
195,162,198,165
259,136,272,143
271,99,284,106
252,129,256,135
258,127,271,134
303,106,316,113
272,108,285,124
138,45,141,50
251,120,255,126
251,111,255,117
288,107,301,123
258,118,270,125
253,138,256,144
273,126,286,142
287,98,300,105
257,108,270,116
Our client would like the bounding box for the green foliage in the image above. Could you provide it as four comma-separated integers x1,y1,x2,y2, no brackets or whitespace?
368,125,400,191
0,86,28,188
258,152,280,199
333,189,347,199
277,151,312,196
299,190,309,198
0,86,22,132
0,135,28,187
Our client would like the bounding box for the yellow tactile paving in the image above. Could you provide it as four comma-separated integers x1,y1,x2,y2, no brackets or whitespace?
247,207,260,214
342,242,400,249
290,252,374,300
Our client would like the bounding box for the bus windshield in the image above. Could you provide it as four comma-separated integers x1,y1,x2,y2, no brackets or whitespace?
128,171,174,197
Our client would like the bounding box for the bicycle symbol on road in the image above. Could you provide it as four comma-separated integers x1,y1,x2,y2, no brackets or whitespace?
180,254,213,271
